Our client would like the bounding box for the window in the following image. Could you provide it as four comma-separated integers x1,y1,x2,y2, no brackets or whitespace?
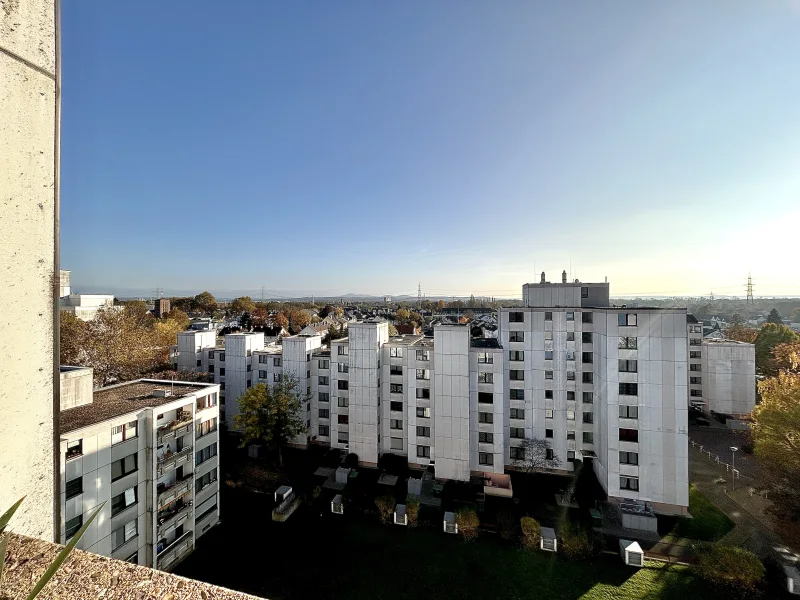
509,331,524,342
479,412,493,424
416,369,430,380
257,355,267,364
338,346,348,355
337,397,348,407
390,401,403,412
306,370,310,379
581,311,592,323
582,372,593,384
66,440,82,460
509,312,524,323
619,383,638,396
416,349,430,361
417,445,431,458
618,313,637,326
220,382,225,390
272,357,281,367
195,443,217,466
319,376,329,385
620,476,639,491
583,412,594,424
544,331,553,341
567,410,575,421
510,408,525,419
319,409,330,418
582,392,592,403
619,428,639,442
273,373,282,383
416,388,430,399
582,332,592,343
690,351,702,359
691,389,703,397
65,477,82,500
390,383,403,393
582,352,593,364
509,389,524,400
209,351,215,359
544,311,553,321
338,380,349,390
247,379,252,388
390,437,403,450
197,359,202,367
307,353,311,363
390,365,403,375
319,359,330,369
690,364,702,372
477,352,493,364
416,426,431,437
319,425,330,436
197,418,217,438
567,391,575,401
546,448,554,460
111,453,137,481
390,347,403,358
567,332,575,342
689,338,702,346
479,452,494,466
566,351,575,361
619,359,638,373
545,429,553,439
218,352,225,361
566,312,574,321
337,362,349,373
478,392,493,404
545,409,554,419
338,415,349,424
126,551,138,564
566,430,576,440
510,370,525,381
111,519,138,551
510,446,525,460
567,371,575,381
247,364,252,373
583,432,594,444
111,486,138,517
544,350,553,360
509,427,524,439
195,468,218,493
209,364,214,373
509,350,524,362
618,336,637,349
581,286,589,298
479,431,494,443
567,451,576,462
258,369,268,378
542,370,552,381
390,419,403,430
545,390,553,399
619,405,638,419
620,451,638,465
319,392,330,403
478,372,493,384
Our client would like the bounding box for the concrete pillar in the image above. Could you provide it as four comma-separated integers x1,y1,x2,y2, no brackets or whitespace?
0,0,59,540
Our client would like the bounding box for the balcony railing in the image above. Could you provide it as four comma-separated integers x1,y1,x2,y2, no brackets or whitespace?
157,476,193,510
157,501,193,536
157,446,193,477
157,530,193,569
157,416,194,442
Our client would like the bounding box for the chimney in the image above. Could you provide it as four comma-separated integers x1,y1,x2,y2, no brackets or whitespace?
540,272,546,284
562,270,567,284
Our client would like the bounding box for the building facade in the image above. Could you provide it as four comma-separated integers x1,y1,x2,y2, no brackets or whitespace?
700,339,756,416
59,368,220,571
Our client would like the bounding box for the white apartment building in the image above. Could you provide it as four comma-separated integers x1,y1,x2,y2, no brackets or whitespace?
700,339,756,416
60,294,119,321
59,367,221,571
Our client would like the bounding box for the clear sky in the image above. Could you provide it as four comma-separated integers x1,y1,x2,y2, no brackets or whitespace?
61,1,800,299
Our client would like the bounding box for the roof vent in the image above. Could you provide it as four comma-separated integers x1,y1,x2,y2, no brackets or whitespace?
540,272,546,284
152,389,172,398
562,270,567,283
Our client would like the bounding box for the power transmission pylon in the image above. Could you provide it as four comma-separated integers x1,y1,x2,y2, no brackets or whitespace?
418,283,422,308
746,274,754,305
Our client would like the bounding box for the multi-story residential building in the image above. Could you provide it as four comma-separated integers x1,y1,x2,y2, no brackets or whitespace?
687,315,704,405
59,367,221,570
154,298,171,318
700,339,756,416
60,293,120,321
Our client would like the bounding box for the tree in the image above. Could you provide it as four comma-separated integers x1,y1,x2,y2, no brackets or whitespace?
164,308,190,330
251,305,269,327
405,496,420,527
725,324,758,344
520,516,541,549
693,544,764,592
388,323,399,336
773,343,800,373
239,311,253,330
395,308,410,323
121,300,154,328
730,313,745,326
273,312,289,330
231,296,256,315
559,522,593,560
375,494,395,524
289,309,310,333
513,438,561,475
792,308,800,323
455,507,480,541
437,300,446,310
409,311,423,326
754,323,800,375
60,310,88,366
234,377,308,467
767,308,783,325
194,291,217,315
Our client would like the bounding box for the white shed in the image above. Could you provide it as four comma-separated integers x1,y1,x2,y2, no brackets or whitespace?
540,527,557,552
335,467,351,485
783,564,800,595
331,494,344,515
394,504,407,526
275,486,293,503
443,511,457,534
619,539,644,567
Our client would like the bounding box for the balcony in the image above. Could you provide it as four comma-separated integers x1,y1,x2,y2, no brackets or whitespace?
157,446,193,477
157,415,194,442
158,500,193,537
157,475,194,510
157,530,193,570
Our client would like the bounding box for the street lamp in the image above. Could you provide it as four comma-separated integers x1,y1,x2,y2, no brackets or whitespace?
730,446,739,491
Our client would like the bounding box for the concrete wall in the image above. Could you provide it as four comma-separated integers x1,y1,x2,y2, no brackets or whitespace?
523,281,609,308
60,367,93,410
221,333,263,428
702,341,756,415
348,322,388,464
0,0,58,541
433,326,470,481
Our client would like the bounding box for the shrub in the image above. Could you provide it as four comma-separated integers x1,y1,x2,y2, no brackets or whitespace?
694,544,765,592
520,516,541,549
375,494,395,524
497,510,517,542
455,507,480,541
343,453,359,469
311,486,322,501
559,522,592,560
406,496,420,527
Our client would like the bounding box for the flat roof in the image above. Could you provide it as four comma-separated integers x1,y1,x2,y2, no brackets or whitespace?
703,338,754,346
61,380,216,434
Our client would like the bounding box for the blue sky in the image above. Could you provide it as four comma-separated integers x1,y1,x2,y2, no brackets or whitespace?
61,1,800,299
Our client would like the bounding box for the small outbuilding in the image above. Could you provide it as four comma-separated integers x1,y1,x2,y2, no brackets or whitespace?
619,539,644,567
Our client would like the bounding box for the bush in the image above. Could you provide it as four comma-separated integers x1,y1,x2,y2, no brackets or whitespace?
520,516,541,549
311,486,322,501
559,522,592,560
343,453,359,469
497,510,517,542
375,494,395,524
694,544,765,592
406,496,420,527
455,507,480,541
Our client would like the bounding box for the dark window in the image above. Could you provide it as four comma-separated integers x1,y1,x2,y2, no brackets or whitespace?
417,446,431,458
509,427,524,439
479,432,494,443
319,425,330,436
65,515,82,540
510,389,524,400
510,447,525,460
544,371,553,380
219,367,226,376
567,391,575,401
567,371,575,381
581,311,592,323
582,372,593,384
66,440,82,461
567,332,575,342
583,412,594,424
690,364,702,372
583,432,594,444
544,312,553,321
478,412,493,424
545,390,553,399
479,452,494,466
111,486,138,516
390,383,403,393
545,429,553,439
478,392,493,404
509,331,524,342
619,451,638,465
416,388,430,399
566,312,574,322
619,360,638,373
510,408,524,419
416,426,431,437
619,405,638,419
390,401,403,412
390,365,403,375
65,477,82,500
319,409,330,418
581,286,588,298
509,350,524,361
619,428,639,442
338,415,349,424
111,453,137,481
620,476,639,491
545,350,553,360
689,338,702,346
509,312,524,323
690,389,703,397
567,451,576,462
690,351,702,359
196,359,201,367
582,352,593,364
195,468,218,493
582,332,592,343
338,380,349,390
619,383,638,396
390,419,403,430
195,443,217,466
510,370,525,381
319,392,330,402
546,448,554,460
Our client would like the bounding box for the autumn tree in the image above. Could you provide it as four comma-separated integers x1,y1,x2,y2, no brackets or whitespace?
60,310,89,366
724,324,758,344
273,312,290,330
754,323,800,375
767,308,783,325
388,323,399,336
773,343,800,373
234,377,309,467
164,308,190,330
251,305,269,327
437,300,446,310
194,291,217,315
289,309,310,333
396,308,410,323
231,296,256,315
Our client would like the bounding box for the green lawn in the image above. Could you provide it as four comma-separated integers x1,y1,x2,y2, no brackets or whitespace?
671,485,734,542
177,488,717,600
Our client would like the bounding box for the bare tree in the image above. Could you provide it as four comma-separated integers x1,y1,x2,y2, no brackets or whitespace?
514,438,561,475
